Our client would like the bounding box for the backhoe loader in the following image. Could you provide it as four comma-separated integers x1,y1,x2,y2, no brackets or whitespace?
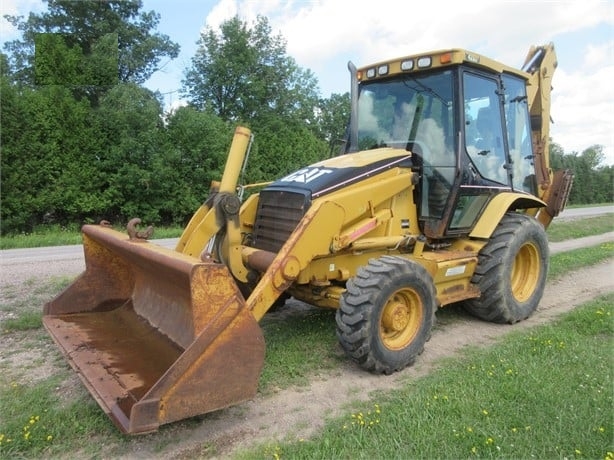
43,43,573,434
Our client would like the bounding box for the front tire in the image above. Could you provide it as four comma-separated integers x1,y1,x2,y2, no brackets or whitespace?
464,212,549,323
336,256,436,374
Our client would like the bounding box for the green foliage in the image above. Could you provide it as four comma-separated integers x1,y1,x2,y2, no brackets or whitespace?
1,0,182,234
246,116,328,182
0,2,610,236
34,32,119,89
0,81,100,233
316,92,351,154
92,83,166,223
551,142,613,204
182,15,329,181
156,106,233,223
183,15,320,125
3,0,179,88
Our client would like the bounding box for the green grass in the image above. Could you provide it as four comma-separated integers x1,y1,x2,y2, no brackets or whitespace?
0,224,184,249
0,276,72,334
547,213,613,242
548,242,614,279
258,307,342,393
256,243,614,394
0,375,122,458
0,224,83,249
236,295,614,460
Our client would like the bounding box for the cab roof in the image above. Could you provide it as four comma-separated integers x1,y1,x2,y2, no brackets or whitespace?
356,48,529,83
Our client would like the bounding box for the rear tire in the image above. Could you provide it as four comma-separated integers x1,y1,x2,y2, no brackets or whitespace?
464,213,549,323
336,256,436,374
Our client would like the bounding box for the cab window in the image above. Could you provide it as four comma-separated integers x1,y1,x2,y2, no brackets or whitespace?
463,73,508,185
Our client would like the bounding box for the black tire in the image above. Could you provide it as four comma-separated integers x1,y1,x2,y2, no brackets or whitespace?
464,212,549,324
336,256,436,374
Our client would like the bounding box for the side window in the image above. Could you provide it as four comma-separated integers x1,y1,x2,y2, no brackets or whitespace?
463,73,508,185
502,74,536,194
449,194,489,229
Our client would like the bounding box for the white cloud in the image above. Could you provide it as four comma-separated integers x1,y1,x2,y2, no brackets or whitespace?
583,41,613,68
205,0,238,30
0,0,45,41
551,64,614,163
549,36,614,164
264,0,612,68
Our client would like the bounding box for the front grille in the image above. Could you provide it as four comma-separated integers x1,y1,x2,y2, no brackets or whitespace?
252,190,309,253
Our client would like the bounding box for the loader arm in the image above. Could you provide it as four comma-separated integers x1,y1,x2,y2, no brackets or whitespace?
243,199,345,320
175,126,253,271
244,167,415,320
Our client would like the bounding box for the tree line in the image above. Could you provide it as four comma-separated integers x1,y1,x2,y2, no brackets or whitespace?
1,0,611,236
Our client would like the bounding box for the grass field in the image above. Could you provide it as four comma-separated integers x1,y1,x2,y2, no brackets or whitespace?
237,293,613,460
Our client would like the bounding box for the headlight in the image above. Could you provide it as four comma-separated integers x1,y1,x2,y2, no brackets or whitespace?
417,56,432,68
401,59,414,71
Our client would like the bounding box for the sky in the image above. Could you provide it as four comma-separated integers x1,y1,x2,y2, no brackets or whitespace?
1,0,613,165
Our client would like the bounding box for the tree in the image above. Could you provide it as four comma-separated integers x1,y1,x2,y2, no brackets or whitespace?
182,15,328,181
1,0,183,233
3,0,179,103
33,31,119,88
550,143,612,205
182,15,320,125
156,106,233,224
316,92,351,155
0,80,100,233
92,83,167,223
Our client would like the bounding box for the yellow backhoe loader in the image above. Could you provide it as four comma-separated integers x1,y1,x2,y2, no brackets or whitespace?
43,43,573,434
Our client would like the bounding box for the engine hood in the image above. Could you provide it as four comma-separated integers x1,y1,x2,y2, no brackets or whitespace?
264,147,412,199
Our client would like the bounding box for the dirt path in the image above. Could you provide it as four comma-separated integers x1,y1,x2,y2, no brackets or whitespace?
127,258,613,460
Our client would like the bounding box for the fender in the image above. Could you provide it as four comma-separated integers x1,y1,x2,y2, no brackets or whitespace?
469,192,546,239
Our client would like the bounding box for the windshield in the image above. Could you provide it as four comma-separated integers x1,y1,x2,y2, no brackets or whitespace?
356,70,455,167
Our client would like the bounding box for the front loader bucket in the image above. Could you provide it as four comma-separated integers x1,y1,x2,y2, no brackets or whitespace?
43,224,265,435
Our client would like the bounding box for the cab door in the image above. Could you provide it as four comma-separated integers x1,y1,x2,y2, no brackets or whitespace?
435,71,513,237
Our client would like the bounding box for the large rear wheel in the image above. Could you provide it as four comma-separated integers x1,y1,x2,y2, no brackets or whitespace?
336,256,436,374
464,212,549,323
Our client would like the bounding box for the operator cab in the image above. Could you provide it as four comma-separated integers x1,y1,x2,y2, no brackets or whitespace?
344,50,537,239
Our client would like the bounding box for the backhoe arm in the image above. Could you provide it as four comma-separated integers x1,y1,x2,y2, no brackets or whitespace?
523,42,557,192
522,43,573,227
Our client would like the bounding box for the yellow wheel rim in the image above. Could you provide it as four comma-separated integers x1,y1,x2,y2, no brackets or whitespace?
511,242,540,303
379,288,423,350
